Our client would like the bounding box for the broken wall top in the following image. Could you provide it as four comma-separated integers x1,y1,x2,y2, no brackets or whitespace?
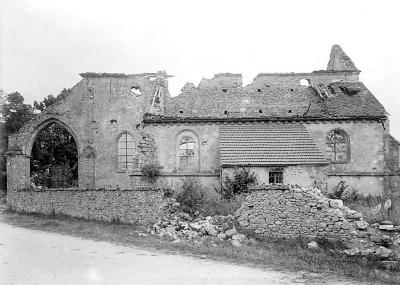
327,45,359,72
161,80,386,120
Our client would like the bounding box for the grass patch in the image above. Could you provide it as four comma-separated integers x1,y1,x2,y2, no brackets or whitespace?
1,209,399,284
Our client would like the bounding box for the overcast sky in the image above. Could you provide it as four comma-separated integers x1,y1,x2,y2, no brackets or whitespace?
1,0,399,138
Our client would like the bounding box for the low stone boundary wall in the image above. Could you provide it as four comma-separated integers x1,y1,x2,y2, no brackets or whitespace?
7,188,166,225
235,185,359,242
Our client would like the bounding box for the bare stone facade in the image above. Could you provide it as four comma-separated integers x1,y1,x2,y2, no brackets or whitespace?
5,45,400,215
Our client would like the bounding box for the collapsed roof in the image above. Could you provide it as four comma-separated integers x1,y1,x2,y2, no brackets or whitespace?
145,45,386,122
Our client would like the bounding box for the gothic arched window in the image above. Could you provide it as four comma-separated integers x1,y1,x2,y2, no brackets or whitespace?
118,133,136,170
326,129,350,163
178,135,197,170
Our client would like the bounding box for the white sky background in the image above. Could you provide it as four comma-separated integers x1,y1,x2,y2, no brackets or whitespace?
1,0,399,138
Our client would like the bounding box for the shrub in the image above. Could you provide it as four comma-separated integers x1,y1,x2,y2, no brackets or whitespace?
162,186,174,198
175,178,205,215
221,167,257,199
327,180,360,203
141,163,160,183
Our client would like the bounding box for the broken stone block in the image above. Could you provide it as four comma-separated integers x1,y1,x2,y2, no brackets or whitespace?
375,246,393,259
238,219,249,227
356,220,369,230
307,241,318,249
231,239,241,247
217,233,226,241
225,228,237,238
205,224,218,237
221,222,230,231
341,221,352,230
371,235,384,244
379,224,394,231
381,261,398,270
329,199,343,209
189,222,202,231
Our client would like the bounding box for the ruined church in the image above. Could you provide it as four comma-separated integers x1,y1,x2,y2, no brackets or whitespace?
6,45,400,200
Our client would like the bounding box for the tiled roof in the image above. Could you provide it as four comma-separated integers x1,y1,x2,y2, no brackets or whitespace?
219,123,329,166
162,81,386,120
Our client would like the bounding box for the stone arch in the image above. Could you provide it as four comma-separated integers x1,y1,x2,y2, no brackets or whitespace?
25,117,81,157
29,118,80,188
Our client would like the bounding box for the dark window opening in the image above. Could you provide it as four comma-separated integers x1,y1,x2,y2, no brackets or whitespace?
259,110,263,113
288,110,292,113
222,89,227,93
179,110,183,114
30,122,78,188
290,88,294,92
224,111,228,115
257,89,262,92
269,172,283,184
110,119,117,124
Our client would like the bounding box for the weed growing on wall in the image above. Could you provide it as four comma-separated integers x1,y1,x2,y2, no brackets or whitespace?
221,167,257,199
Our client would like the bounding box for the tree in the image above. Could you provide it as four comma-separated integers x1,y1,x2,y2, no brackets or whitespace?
31,122,78,188
1,91,35,135
33,88,71,112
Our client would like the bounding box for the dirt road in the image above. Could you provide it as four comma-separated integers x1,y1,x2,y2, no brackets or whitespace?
0,221,375,285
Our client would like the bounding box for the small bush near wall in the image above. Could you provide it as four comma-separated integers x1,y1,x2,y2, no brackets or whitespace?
175,178,206,215
174,178,244,216
141,163,161,183
221,168,257,199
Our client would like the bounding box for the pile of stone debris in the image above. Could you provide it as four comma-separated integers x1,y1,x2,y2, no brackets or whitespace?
341,220,400,266
147,211,255,247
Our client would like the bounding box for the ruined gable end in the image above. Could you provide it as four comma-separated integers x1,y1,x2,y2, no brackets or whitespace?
327,45,359,72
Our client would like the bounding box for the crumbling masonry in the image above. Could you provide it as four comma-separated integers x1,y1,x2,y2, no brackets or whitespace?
5,45,400,221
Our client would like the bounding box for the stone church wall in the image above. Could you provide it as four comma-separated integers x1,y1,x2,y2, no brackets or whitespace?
141,123,221,190
305,121,386,195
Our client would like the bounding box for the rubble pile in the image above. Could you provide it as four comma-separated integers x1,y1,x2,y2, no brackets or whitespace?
147,210,253,247
340,219,400,264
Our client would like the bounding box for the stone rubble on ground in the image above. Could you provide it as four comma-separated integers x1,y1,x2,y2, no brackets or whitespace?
146,207,254,247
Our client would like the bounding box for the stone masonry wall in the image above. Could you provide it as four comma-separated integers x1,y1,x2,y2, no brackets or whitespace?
8,188,166,225
236,185,360,242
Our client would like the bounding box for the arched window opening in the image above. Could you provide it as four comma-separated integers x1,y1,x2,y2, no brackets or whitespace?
118,133,136,170
30,122,78,188
326,129,350,163
178,136,197,170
